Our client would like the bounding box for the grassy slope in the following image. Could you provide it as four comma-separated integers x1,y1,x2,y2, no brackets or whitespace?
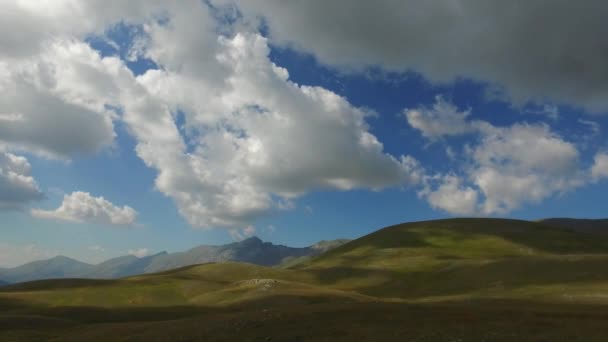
0,262,372,309
293,218,608,301
4,218,608,306
3,218,608,340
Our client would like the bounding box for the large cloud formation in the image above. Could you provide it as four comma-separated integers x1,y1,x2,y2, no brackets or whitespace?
122,3,421,227
2,1,607,228
0,1,420,228
230,0,608,112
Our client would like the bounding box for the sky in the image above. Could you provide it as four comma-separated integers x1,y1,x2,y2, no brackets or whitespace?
1,0,608,267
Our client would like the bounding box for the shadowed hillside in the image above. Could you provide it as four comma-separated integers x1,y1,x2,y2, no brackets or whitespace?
540,218,608,231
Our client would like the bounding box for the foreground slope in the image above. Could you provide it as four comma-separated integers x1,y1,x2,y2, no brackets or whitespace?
0,262,371,309
3,218,608,341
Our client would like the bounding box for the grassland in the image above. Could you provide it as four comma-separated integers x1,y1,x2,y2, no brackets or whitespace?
3,218,608,341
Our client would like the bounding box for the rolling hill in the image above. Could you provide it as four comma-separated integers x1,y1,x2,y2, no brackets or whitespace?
3,218,608,341
0,237,349,284
293,218,608,300
540,218,608,231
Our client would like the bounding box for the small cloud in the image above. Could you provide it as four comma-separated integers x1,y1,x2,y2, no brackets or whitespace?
229,225,257,241
578,118,600,137
128,248,150,258
525,103,559,120
31,191,137,226
243,225,256,237
404,95,476,141
304,205,314,214
88,245,105,252
264,225,276,234
277,199,295,210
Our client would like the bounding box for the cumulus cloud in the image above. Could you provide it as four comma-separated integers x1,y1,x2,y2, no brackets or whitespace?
0,1,422,228
118,3,422,228
0,151,43,209
229,0,608,112
0,0,163,159
470,124,582,213
413,98,584,215
0,41,121,158
591,153,608,181
4,1,603,228
31,191,137,226
420,174,478,215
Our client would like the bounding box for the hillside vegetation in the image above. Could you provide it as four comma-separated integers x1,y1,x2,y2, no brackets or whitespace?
3,218,608,341
292,218,608,301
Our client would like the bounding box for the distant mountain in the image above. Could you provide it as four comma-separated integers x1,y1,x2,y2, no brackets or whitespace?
0,237,350,283
0,256,94,284
0,280,8,286
85,252,169,279
540,218,608,231
144,236,326,272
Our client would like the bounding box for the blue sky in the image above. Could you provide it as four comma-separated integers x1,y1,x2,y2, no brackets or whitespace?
1,1,608,267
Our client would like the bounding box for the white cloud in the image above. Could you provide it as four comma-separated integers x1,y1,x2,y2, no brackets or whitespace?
0,151,43,209
0,1,190,160
526,104,560,120
0,242,57,268
405,96,476,140
121,11,422,228
420,174,478,215
31,191,137,226
0,39,133,159
3,1,602,228
414,98,584,215
592,153,608,181
128,248,150,258
229,225,257,241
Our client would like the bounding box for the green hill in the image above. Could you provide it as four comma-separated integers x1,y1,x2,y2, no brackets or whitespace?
293,218,608,301
3,218,608,341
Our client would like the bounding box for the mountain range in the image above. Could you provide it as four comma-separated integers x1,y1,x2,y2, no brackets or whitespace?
0,237,349,284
